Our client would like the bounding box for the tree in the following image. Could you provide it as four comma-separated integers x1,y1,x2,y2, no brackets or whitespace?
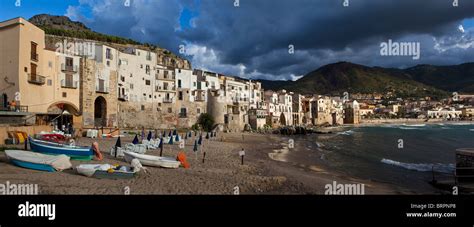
197,113,215,131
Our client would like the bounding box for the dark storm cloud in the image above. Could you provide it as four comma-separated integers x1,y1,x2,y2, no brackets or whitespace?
69,0,474,80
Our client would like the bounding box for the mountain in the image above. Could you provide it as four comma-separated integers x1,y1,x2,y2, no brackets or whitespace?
259,62,449,99
403,63,474,93
29,14,141,45
260,62,474,96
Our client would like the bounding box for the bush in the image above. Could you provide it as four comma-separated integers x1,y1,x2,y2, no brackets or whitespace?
197,113,215,132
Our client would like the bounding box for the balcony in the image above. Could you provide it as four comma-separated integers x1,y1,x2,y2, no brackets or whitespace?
155,86,176,92
27,74,45,85
118,94,128,101
31,53,38,62
156,73,176,81
96,86,109,94
179,112,187,118
163,98,173,103
61,64,78,73
0,105,28,112
195,96,205,102
61,79,78,89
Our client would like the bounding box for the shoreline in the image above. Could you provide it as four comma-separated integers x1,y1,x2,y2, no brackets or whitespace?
0,132,415,195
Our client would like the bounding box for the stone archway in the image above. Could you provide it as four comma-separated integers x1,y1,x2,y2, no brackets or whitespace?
94,96,107,127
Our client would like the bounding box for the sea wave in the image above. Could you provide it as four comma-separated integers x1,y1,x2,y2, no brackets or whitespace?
381,158,454,174
470,129,474,131
337,130,354,135
399,126,422,130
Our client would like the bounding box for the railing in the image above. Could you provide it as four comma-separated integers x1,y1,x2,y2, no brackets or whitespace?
27,74,45,85
195,96,205,102
61,64,78,72
31,53,38,61
61,79,78,89
155,86,176,92
96,86,109,93
0,105,28,112
118,94,128,101
179,112,187,118
156,73,176,81
163,98,173,103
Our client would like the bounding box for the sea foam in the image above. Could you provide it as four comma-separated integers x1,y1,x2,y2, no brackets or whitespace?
381,158,454,174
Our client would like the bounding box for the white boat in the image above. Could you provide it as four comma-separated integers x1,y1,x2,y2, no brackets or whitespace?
123,151,180,169
5,150,72,172
76,164,137,179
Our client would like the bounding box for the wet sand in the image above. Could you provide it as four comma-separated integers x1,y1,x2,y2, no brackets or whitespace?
0,132,408,194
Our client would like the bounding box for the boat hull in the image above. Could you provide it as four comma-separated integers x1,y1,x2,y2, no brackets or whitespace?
10,159,56,172
5,150,72,172
123,151,180,169
29,137,93,160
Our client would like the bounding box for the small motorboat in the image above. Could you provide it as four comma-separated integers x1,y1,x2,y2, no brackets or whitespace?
76,164,137,179
5,150,72,172
123,151,180,169
29,137,94,160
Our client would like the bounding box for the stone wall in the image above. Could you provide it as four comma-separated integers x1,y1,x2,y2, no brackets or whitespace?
80,58,118,128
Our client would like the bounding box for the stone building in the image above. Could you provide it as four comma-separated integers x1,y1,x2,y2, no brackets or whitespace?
344,100,361,124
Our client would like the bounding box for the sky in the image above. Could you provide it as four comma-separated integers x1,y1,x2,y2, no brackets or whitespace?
1,0,474,81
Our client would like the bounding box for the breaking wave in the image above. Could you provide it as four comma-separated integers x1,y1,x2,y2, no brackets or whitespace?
381,158,454,174
337,130,354,135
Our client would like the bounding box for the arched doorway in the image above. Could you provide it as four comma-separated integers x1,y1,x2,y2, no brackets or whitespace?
94,96,107,127
280,113,286,126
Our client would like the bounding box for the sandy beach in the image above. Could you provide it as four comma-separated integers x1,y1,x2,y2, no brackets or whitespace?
0,132,414,195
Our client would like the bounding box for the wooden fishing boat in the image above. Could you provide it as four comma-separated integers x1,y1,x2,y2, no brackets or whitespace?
29,137,94,160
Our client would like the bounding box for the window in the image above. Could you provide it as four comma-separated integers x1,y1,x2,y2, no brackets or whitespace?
48,61,52,68
106,48,112,60
168,108,172,113
107,61,110,66
146,65,150,74
141,105,145,111
178,91,183,100
30,42,38,61
47,79,52,86
145,80,151,85
130,84,134,89
178,79,182,88
197,108,201,114
193,82,196,87
62,92,67,97
180,108,187,118
65,74,73,87
66,57,73,67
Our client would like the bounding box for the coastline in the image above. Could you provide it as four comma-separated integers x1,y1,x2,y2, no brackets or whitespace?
357,119,474,127
0,132,412,194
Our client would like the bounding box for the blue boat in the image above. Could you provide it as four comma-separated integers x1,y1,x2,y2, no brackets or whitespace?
5,150,72,172
29,137,94,160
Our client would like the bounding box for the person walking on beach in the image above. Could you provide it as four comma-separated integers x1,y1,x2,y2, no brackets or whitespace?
239,148,245,165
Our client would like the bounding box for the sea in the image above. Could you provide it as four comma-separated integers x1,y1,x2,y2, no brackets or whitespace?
277,123,474,193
